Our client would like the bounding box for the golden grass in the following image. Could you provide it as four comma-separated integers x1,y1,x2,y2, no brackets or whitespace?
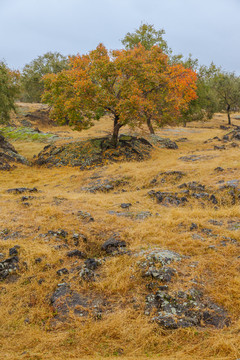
0,108,240,359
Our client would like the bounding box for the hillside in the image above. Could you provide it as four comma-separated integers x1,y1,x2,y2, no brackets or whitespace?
0,103,240,360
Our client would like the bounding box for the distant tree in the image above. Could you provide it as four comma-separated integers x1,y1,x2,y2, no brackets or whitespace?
181,61,220,125
20,52,69,103
212,72,240,125
42,44,197,144
0,61,20,123
121,23,168,52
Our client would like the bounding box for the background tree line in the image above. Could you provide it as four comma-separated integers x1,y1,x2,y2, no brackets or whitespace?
1,23,240,140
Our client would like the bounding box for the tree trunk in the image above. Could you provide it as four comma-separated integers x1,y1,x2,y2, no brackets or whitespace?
227,105,231,125
111,115,121,147
147,117,155,134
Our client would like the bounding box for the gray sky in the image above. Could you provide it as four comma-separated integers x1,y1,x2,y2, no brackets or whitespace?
0,0,239,73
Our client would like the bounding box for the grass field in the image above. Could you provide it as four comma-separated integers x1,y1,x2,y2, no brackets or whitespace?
0,104,240,359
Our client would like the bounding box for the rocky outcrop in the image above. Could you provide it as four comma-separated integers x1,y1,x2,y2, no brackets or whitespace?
146,288,229,329
148,134,178,149
0,134,29,170
101,235,127,254
148,180,240,207
148,190,188,206
81,177,129,193
34,135,153,169
0,256,19,280
50,283,109,320
138,249,230,329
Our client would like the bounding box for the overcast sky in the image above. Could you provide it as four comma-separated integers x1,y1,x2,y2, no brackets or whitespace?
0,0,239,74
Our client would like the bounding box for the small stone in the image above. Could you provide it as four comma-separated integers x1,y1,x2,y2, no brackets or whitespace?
101,235,126,254
192,234,205,241
201,228,213,235
7,187,38,194
226,179,240,188
77,211,94,222
120,203,132,209
190,223,198,231
56,268,69,276
176,137,188,142
43,263,52,271
214,167,224,172
214,145,225,150
79,267,94,280
208,219,223,226
23,202,30,207
73,233,88,243
9,246,20,256
210,194,218,204
66,250,86,259
72,233,79,240
158,285,169,291
143,266,176,282
0,256,19,280
55,229,68,238
72,233,80,246
84,258,100,270
219,241,227,247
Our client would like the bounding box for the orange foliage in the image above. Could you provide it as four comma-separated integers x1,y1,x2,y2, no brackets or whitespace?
42,44,197,141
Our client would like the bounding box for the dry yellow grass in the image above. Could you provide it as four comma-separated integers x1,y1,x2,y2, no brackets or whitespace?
0,107,240,359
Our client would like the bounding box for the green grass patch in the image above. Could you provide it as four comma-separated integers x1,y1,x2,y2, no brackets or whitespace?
0,126,58,142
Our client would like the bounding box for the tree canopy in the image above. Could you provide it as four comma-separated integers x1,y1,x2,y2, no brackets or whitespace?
42,43,197,144
0,62,20,124
121,23,168,52
20,52,69,103
181,61,220,124
212,72,240,125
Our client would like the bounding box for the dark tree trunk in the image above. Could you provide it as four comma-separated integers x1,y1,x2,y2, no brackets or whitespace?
111,115,121,147
147,117,155,134
227,105,231,125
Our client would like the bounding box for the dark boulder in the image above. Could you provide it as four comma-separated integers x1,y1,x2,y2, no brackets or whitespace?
146,288,229,329
6,187,38,194
0,134,29,170
0,256,19,280
148,134,178,149
101,235,127,254
143,266,176,282
66,250,86,259
50,283,108,320
148,190,188,207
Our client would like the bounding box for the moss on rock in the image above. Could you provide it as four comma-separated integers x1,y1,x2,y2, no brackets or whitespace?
35,135,153,169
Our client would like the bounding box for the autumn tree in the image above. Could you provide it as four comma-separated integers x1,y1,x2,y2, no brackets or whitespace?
116,46,197,133
20,52,69,103
42,44,197,145
0,61,20,123
121,25,198,130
